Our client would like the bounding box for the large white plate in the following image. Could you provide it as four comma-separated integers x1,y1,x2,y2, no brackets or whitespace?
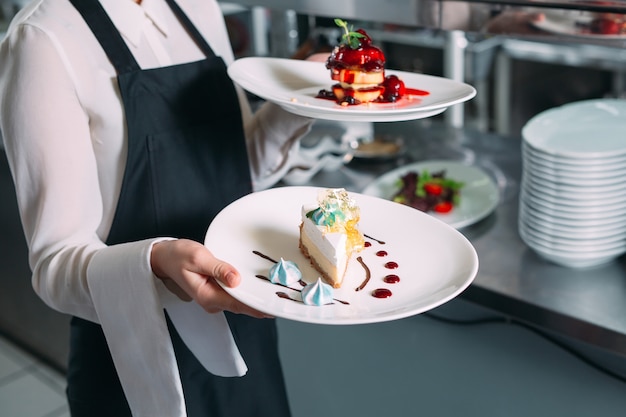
522,99,626,158
362,160,500,229
204,186,478,325
228,57,476,122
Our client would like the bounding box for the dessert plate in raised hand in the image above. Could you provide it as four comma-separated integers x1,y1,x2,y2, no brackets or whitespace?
227,57,476,122
204,186,478,325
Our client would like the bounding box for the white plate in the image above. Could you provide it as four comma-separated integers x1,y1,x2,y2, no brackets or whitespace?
227,57,476,122
521,182,626,207
520,187,626,214
532,10,626,40
522,99,626,158
519,218,626,245
519,199,626,223
522,157,626,181
522,171,626,194
361,160,500,229
204,186,478,325
519,203,626,232
522,144,626,169
521,235,626,269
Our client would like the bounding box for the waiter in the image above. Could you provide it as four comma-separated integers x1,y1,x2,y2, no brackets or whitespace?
0,0,312,415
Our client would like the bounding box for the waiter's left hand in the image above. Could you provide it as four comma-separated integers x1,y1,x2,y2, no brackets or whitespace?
150,239,271,318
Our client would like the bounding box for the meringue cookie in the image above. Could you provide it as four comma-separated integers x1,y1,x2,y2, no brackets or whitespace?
268,258,302,286
301,278,334,306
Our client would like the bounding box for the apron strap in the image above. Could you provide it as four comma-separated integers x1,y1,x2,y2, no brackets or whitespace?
69,0,217,75
69,0,140,74
164,0,217,58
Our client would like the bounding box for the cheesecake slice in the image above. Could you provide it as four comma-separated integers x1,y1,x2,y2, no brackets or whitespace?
299,189,364,288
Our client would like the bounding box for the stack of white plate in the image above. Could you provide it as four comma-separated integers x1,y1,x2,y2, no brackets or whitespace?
519,99,626,268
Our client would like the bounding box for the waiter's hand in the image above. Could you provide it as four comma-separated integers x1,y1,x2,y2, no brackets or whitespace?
150,239,271,319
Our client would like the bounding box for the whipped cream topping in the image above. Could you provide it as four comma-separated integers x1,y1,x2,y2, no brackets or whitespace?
268,258,302,286
301,278,334,306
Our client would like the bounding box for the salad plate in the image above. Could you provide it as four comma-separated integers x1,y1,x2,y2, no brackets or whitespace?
228,57,476,122
204,186,478,325
362,160,500,229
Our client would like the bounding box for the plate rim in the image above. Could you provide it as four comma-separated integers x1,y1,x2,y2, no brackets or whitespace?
204,186,479,325
228,57,476,122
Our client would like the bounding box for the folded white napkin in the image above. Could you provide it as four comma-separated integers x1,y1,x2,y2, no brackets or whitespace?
88,238,246,417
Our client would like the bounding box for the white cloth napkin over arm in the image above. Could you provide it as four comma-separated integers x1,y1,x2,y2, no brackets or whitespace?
158,282,248,377
87,238,246,417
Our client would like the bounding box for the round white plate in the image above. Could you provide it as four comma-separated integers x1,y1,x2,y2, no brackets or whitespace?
519,218,626,244
521,182,626,207
532,10,626,40
519,203,626,232
519,213,626,240
522,158,626,181
361,160,500,229
520,187,626,214
522,171,626,194
522,144,626,169
204,186,478,325
519,199,626,223
227,57,476,122
519,221,626,250
522,99,626,158
520,233,626,269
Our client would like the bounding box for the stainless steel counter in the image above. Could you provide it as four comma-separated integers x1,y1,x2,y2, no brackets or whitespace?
297,120,626,357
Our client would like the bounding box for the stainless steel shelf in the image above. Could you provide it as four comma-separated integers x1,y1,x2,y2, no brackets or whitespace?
297,120,626,358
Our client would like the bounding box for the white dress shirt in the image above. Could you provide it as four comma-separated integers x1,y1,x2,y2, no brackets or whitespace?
0,0,311,415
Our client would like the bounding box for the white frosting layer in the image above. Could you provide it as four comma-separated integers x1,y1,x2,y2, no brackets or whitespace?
301,205,348,277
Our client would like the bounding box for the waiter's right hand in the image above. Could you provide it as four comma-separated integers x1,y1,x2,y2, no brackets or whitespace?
150,239,271,319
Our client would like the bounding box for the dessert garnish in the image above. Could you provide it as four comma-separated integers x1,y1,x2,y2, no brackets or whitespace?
316,19,429,106
392,170,464,214
268,257,303,286
301,278,335,306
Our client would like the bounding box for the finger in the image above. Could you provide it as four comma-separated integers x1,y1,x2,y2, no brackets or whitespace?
209,261,241,288
195,278,272,318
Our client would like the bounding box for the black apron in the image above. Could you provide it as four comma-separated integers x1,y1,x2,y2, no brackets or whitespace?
65,1,291,416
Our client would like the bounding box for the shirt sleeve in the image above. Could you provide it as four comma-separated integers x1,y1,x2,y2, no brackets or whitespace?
0,23,190,417
0,23,107,319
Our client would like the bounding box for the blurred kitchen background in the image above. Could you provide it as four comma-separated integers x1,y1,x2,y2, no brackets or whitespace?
2,0,626,416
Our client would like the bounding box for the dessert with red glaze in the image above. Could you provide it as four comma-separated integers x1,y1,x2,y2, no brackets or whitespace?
317,19,416,106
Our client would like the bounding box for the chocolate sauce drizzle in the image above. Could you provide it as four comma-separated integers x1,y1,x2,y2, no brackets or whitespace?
255,273,349,305
252,250,277,264
364,234,386,245
355,256,371,292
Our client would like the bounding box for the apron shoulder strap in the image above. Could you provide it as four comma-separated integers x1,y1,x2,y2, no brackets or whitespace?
69,0,140,74
164,0,217,58
70,0,217,75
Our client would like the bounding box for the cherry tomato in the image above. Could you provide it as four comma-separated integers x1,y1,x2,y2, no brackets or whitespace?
433,201,453,213
423,183,443,196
